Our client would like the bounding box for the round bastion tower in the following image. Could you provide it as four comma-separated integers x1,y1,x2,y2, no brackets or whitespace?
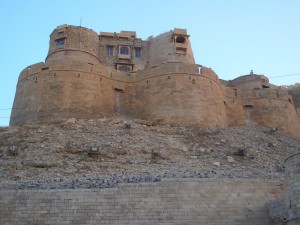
124,28,227,127
46,24,100,65
10,25,118,125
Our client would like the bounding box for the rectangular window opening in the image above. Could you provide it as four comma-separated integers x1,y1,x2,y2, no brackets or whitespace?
135,48,141,58
56,38,65,46
107,46,113,56
198,67,202,74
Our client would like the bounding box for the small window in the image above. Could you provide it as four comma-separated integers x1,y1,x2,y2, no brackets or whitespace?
135,48,141,58
120,46,129,55
56,38,65,46
107,46,113,56
175,36,186,43
175,47,186,54
198,67,202,74
118,65,131,72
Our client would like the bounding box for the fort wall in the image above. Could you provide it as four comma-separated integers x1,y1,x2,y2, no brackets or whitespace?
288,86,300,120
120,64,227,127
228,74,270,89
10,61,127,125
9,24,300,136
10,62,227,127
11,60,300,136
0,179,282,225
223,86,300,136
284,153,300,225
10,63,47,125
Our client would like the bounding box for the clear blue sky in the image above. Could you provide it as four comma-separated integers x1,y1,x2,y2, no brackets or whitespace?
1,0,300,126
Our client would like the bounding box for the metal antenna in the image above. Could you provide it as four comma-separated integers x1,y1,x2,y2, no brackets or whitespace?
80,17,82,27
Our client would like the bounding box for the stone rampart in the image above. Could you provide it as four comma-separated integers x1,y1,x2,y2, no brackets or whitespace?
223,86,300,136
11,60,300,136
288,86,300,120
0,179,282,225
119,63,226,127
228,74,269,90
9,24,300,136
10,61,127,125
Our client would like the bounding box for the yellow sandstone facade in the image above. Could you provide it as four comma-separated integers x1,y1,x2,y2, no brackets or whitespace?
10,25,300,136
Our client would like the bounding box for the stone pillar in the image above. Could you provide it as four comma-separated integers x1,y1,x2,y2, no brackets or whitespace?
285,152,300,225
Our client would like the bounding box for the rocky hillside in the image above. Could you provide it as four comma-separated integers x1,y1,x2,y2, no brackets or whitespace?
0,117,299,190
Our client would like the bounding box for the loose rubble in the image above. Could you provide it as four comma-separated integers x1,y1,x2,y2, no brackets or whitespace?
0,117,299,190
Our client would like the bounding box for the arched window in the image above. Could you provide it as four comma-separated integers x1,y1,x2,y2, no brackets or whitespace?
120,46,129,55
175,36,186,43
118,66,131,72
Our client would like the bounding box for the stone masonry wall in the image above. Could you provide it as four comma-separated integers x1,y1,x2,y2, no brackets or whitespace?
10,24,300,136
228,75,269,90
10,60,126,125
120,63,227,127
47,25,100,64
285,153,300,224
0,179,282,225
223,86,300,136
11,60,300,136
99,35,149,71
288,86,300,120
148,31,195,66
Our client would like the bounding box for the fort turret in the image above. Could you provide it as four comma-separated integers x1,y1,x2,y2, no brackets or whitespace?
46,25,101,65
148,28,195,66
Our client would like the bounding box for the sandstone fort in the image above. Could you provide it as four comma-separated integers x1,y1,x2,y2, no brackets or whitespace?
2,24,300,225
10,24,300,136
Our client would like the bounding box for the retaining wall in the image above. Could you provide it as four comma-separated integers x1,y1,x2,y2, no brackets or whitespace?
285,153,300,224
0,179,282,225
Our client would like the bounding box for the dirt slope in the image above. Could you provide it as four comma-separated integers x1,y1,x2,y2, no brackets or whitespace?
0,117,299,189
